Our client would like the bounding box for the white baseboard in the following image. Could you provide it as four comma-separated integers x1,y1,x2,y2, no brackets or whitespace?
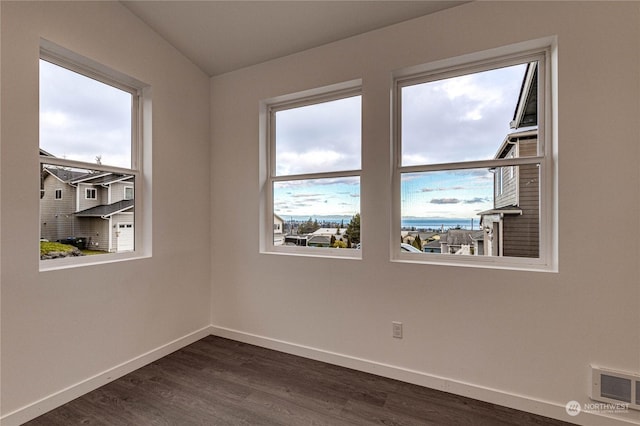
0,326,213,426
4,325,638,426
210,325,640,426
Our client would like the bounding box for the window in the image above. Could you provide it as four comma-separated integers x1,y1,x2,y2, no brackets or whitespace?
85,188,97,200
393,46,555,270
262,81,362,257
39,40,150,268
124,186,134,200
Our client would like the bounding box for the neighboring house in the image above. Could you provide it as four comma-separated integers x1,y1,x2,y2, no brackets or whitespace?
40,163,135,253
439,229,476,254
310,227,344,237
273,214,285,245
479,62,539,258
307,235,332,247
470,230,485,256
422,239,442,254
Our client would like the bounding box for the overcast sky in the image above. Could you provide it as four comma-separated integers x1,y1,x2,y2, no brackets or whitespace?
40,58,528,220
274,95,361,217
40,59,132,169
399,63,526,219
274,63,527,219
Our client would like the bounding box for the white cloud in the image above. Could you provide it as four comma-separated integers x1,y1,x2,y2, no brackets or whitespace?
401,63,526,166
39,60,132,168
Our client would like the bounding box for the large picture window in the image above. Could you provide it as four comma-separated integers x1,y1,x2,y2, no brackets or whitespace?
393,48,555,270
39,41,149,268
263,82,362,257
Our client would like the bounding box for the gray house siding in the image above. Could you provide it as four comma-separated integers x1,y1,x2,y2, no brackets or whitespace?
494,145,518,208
40,174,77,241
110,181,134,203
76,218,109,250
77,183,105,211
40,171,134,253
501,137,539,258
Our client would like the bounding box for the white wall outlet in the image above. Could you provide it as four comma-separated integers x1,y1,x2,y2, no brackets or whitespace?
392,321,403,339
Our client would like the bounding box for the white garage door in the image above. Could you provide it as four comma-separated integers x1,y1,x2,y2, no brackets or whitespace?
116,222,134,252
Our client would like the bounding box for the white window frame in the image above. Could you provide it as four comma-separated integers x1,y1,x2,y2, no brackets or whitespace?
391,39,557,272
259,80,362,259
85,187,97,200
39,39,152,271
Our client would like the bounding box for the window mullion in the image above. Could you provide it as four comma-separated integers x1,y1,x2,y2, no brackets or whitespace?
271,169,361,182
399,156,544,174
40,156,138,175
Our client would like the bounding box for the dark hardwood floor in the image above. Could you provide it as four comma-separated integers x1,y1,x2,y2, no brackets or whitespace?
25,336,576,425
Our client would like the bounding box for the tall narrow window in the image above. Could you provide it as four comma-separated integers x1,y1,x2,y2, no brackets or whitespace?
263,83,362,256
394,47,554,270
39,41,147,266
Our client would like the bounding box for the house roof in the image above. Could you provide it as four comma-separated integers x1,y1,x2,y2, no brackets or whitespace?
423,239,442,249
44,167,89,183
75,199,134,218
469,230,484,241
44,167,134,186
70,173,133,185
511,62,538,130
477,206,523,216
307,235,332,245
440,229,475,246
310,228,345,236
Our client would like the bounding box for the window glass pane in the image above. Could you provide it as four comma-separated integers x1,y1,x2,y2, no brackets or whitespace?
401,63,532,166
275,95,361,176
40,164,135,260
401,164,539,258
273,177,360,247
39,60,132,168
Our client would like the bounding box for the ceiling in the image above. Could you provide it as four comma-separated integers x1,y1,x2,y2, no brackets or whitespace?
121,1,467,76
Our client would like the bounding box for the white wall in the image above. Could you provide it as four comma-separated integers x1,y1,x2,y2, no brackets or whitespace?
210,2,640,424
1,1,211,422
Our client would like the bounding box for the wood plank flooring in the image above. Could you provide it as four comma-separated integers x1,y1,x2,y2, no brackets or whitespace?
25,336,576,425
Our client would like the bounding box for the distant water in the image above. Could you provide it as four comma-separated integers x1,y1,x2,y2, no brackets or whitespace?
401,218,475,230
281,215,476,230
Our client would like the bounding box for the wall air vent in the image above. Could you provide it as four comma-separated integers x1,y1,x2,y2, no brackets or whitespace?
591,366,640,411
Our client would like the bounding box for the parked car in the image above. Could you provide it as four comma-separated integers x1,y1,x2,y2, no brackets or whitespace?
401,243,422,253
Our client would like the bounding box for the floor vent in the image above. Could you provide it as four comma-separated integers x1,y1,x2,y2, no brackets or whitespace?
591,366,640,411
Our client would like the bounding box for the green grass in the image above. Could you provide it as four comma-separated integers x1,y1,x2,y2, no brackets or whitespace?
40,241,76,255
81,249,107,256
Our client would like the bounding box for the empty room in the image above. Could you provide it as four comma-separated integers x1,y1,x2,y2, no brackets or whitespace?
1,1,639,425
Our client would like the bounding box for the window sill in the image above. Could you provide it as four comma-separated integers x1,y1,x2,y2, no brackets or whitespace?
261,246,362,260
392,252,557,273
39,251,151,272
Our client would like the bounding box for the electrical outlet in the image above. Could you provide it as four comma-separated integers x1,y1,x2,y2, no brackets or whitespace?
392,321,403,339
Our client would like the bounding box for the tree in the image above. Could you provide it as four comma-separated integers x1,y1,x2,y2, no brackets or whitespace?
333,240,347,248
412,234,422,251
298,217,314,234
330,235,336,246
345,213,360,245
